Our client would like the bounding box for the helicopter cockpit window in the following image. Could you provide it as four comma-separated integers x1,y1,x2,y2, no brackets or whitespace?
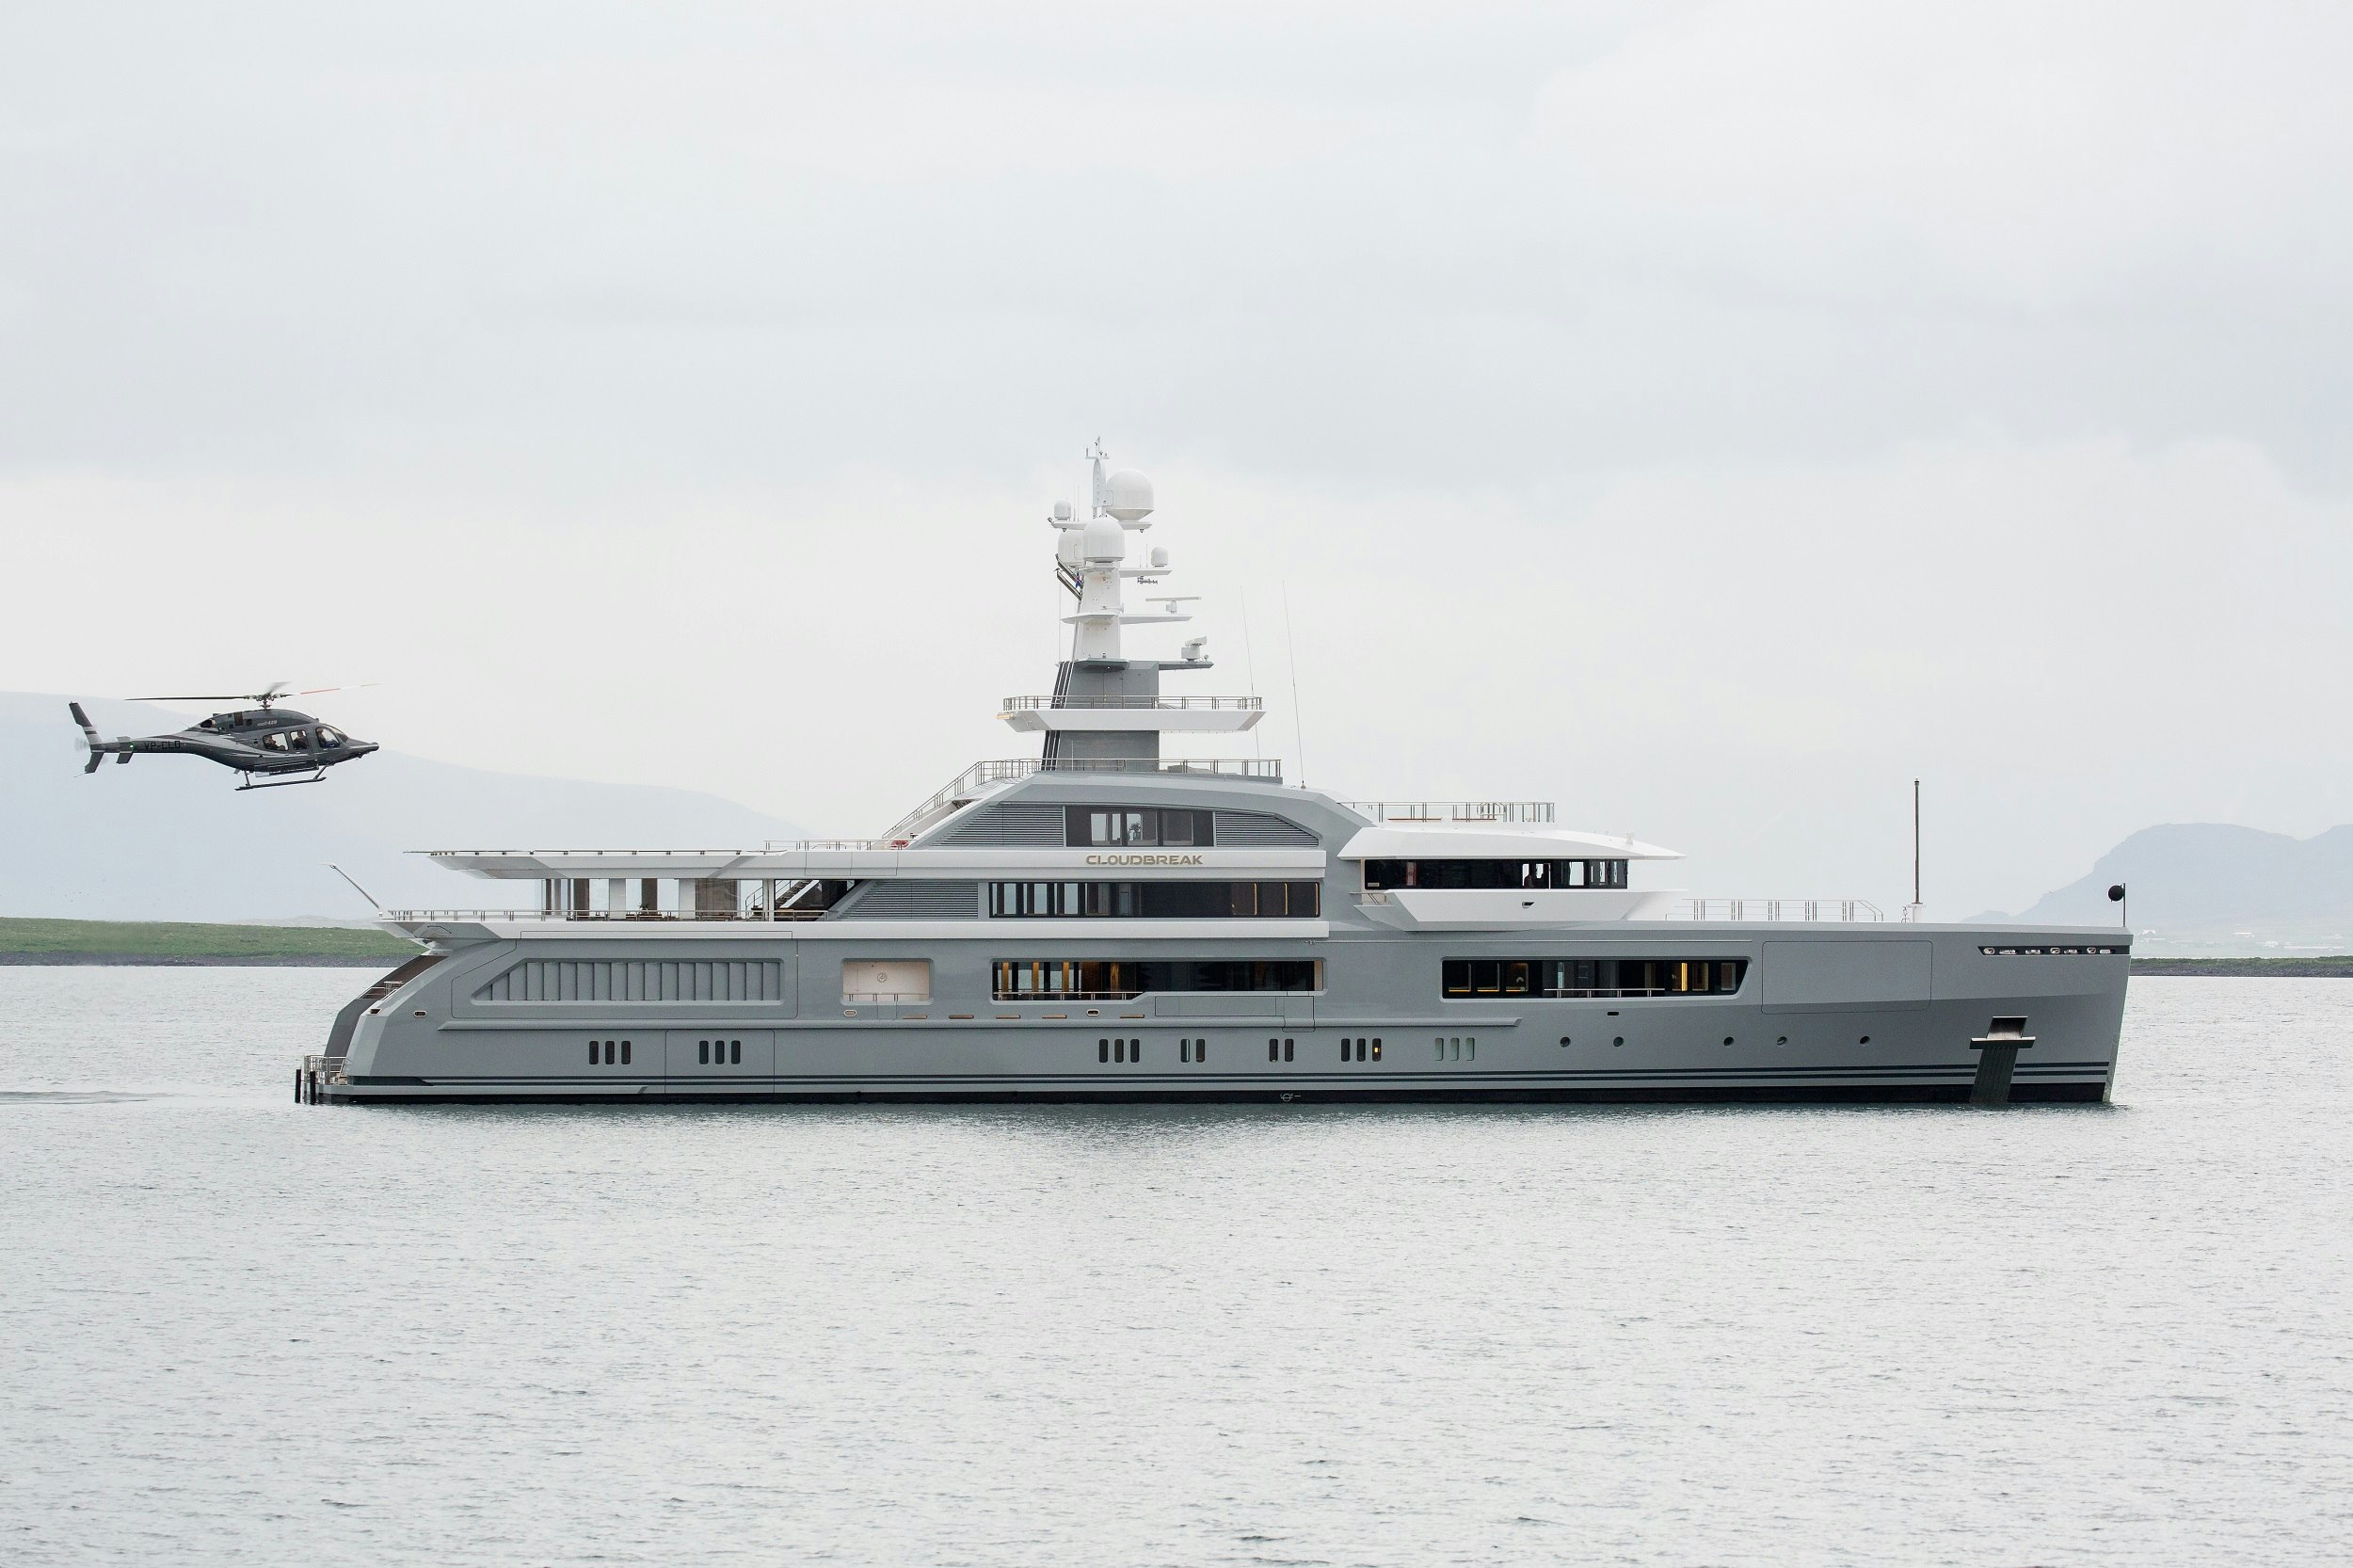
317,727,344,748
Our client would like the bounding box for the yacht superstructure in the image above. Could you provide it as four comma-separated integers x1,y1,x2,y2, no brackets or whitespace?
308,449,2128,1104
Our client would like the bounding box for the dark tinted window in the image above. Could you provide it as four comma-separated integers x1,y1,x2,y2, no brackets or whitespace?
1365,859,1629,890
1441,958,1745,998
994,958,1321,1000
1064,807,1216,848
990,881,1319,919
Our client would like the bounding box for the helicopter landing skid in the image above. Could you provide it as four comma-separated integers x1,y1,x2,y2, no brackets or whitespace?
236,768,329,792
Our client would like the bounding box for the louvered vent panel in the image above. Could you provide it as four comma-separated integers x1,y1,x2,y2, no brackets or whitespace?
473,959,784,1002
1212,809,1319,846
936,803,1067,846
837,880,982,919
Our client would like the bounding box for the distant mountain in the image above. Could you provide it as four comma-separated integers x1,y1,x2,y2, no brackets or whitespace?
0,693,805,921
1987,822,2353,952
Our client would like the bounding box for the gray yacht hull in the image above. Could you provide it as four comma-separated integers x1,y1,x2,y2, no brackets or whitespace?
318,923,2126,1106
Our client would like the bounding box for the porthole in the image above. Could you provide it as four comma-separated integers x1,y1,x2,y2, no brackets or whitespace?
1370,1039,1382,1061
1283,1038,1294,1063
1859,1035,1871,1045
1612,1036,1624,1048
1270,1037,1280,1062
620,1040,631,1065
1559,1035,1571,1047
698,1041,711,1065
1722,1036,1734,1047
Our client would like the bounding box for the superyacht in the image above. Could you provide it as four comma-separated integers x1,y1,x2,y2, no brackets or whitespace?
307,447,2129,1104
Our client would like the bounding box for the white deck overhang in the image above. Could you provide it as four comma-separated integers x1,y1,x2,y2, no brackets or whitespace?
1335,825,1681,861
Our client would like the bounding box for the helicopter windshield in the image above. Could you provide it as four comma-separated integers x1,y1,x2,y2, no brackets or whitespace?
318,727,344,748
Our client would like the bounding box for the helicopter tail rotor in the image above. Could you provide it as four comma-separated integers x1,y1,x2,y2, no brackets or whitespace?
69,702,127,774
71,703,103,773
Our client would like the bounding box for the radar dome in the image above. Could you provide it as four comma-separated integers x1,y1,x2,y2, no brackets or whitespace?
1080,515,1127,564
1104,469,1155,523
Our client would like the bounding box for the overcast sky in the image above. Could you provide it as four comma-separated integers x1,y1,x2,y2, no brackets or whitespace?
4,1,2350,917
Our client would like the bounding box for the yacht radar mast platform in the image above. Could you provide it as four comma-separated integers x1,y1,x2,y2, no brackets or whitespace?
998,443,1264,766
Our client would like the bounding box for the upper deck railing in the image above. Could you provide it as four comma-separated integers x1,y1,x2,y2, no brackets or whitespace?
999,695,1262,712
1342,800,1557,825
384,907,833,924
425,840,897,859
1672,898,1885,923
884,756,1284,842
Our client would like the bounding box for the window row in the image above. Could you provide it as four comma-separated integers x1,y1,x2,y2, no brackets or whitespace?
1099,1036,1144,1064
993,959,1321,1000
1435,1035,1478,1061
1363,858,1629,890
987,880,1321,919
1442,958,1748,999
588,1038,633,1065
1340,1036,1382,1062
1066,806,1216,848
696,1038,743,1065
1269,1036,1295,1062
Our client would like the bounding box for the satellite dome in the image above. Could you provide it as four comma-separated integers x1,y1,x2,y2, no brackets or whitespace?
1104,469,1155,523
1080,514,1127,564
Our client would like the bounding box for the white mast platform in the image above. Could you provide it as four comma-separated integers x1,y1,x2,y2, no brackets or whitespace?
995,442,1263,748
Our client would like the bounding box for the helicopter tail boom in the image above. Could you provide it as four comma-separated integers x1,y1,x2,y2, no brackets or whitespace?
69,702,132,773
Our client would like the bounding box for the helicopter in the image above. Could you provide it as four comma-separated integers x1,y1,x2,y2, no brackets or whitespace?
71,682,379,791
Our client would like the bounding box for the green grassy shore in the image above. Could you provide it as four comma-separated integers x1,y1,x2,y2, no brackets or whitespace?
0,917,419,966
2132,955,2353,977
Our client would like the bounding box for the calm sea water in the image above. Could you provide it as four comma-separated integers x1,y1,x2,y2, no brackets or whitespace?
2,969,2346,1566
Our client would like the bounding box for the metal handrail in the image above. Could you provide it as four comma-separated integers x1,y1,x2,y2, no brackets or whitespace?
999,695,1263,712
883,756,1284,842
383,907,832,923
1674,898,1885,923
1342,800,1557,824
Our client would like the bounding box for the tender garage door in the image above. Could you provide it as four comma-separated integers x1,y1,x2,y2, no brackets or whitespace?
1760,939,1931,1014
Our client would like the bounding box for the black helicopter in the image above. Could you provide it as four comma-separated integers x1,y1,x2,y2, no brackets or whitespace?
71,682,378,790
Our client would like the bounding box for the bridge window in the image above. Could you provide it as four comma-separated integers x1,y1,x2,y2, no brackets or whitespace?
1441,958,1746,999
994,958,1321,1001
988,881,1320,919
1364,859,1628,890
1065,807,1216,848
